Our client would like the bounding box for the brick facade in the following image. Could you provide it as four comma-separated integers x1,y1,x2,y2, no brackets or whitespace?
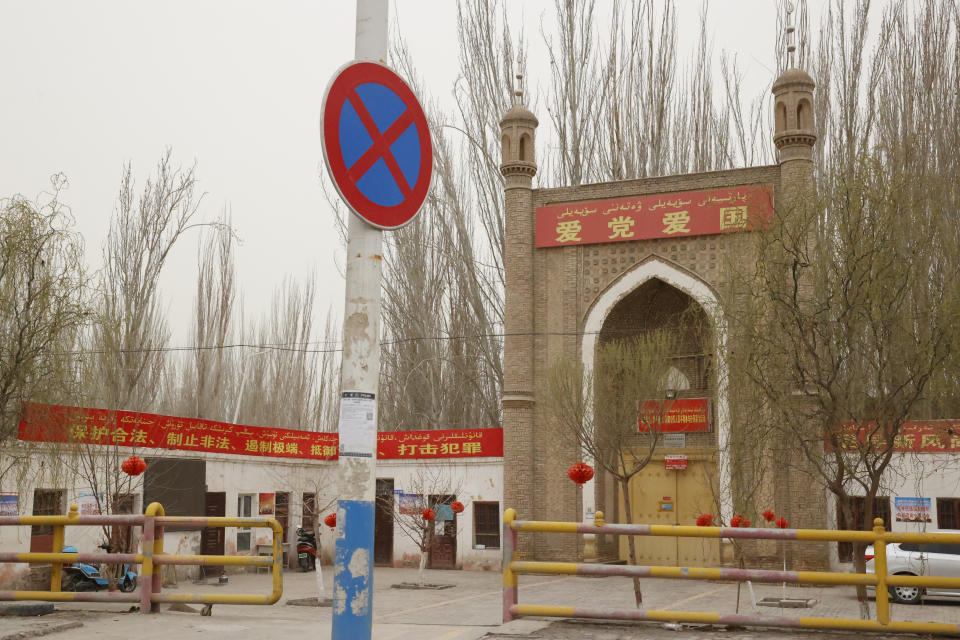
500,68,826,568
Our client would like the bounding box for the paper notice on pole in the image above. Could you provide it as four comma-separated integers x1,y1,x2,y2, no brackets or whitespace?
338,391,377,457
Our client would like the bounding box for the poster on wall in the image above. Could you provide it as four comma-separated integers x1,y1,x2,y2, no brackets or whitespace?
895,497,931,522
0,493,18,516
77,491,101,515
258,493,276,515
338,391,377,458
398,493,420,515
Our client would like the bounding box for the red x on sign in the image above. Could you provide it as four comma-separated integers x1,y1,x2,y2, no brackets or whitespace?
322,61,433,230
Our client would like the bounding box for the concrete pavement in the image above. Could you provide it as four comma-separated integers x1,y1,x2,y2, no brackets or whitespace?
3,566,960,639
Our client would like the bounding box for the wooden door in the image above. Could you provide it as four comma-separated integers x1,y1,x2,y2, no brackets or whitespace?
30,489,64,553
675,460,719,566
200,492,226,577
623,465,677,565
374,479,394,566
428,494,457,569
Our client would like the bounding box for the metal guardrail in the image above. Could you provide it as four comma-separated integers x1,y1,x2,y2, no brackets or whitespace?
0,502,283,614
502,507,960,635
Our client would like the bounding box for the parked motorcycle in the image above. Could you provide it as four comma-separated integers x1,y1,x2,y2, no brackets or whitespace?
62,542,137,592
296,527,317,571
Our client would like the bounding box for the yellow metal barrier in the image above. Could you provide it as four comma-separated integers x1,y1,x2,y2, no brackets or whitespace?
503,508,960,635
0,502,283,614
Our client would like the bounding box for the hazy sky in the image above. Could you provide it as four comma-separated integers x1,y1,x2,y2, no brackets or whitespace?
0,1,809,345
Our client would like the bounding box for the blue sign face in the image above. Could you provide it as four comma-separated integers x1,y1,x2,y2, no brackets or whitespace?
322,61,433,230
339,83,421,208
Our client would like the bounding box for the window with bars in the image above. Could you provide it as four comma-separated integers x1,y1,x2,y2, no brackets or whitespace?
937,498,960,529
237,493,254,552
837,496,890,562
303,492,316,531
474,502,500,549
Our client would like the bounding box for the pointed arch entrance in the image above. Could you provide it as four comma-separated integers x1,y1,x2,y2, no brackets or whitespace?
581,257,730,565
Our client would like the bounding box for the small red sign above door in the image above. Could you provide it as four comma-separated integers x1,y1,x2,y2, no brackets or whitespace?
664,455,688,470
639,398,711,433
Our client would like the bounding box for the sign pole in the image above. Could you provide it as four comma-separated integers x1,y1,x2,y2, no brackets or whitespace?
331,2,387,639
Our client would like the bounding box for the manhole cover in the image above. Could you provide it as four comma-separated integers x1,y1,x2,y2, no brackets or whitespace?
757,597,817,608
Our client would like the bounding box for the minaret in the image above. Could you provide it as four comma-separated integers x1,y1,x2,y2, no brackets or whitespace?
770,7,827,569
500,77,537,555
772,7,816,188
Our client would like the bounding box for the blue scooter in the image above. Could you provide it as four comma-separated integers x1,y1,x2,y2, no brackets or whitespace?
62,542,137,592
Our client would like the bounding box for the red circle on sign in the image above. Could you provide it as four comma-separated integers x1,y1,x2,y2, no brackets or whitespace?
322,61,433,230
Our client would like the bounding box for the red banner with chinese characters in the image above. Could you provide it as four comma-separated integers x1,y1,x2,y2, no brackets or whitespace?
16,403,503,461
638,398,711,433
535,184,774,248
833,421,960,453
375,428,502,459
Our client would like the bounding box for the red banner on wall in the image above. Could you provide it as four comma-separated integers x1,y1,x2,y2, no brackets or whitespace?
17,403,503,461
834,421,960,453
375,428,502,459
638,398,711,433
536,184,774,248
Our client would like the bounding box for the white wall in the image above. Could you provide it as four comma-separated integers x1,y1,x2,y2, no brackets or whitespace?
0,445,504,588
377,458,503,571
828,452,960,568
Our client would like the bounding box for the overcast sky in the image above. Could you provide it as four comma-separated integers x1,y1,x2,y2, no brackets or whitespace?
0,1,818,345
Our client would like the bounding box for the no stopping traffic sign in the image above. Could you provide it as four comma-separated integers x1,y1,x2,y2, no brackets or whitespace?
321,61,433,230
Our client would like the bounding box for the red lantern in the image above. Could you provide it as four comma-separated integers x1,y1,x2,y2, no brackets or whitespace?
422,509,435,521
324,513,337,530
567,463,594,489
730,514,743,528
696,513,713,527
762,509,776,523
121,456,147,476
450,501,464,514
775,517,789,529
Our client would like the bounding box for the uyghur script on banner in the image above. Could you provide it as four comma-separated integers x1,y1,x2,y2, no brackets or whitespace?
17,403,503,461
536,184,774,248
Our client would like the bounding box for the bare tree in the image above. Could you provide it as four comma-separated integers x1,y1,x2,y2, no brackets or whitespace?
544,330,685,606
87,149,203,413
233,275,328,430
724,154,960,617
192,213,236,421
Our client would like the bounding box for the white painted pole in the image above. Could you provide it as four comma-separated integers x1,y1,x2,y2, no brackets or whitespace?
330,2,387,638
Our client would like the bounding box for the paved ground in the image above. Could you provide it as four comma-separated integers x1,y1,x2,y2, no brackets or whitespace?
2,567,960,639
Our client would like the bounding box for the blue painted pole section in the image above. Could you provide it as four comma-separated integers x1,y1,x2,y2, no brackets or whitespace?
332,500,375,637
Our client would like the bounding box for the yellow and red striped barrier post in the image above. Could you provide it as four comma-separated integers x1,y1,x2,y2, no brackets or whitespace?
140,502,162,613
502,508,518,623
49,508,68,593
873,517,890,625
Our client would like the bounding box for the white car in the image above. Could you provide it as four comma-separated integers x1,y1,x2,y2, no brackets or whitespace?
865,542,960,604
